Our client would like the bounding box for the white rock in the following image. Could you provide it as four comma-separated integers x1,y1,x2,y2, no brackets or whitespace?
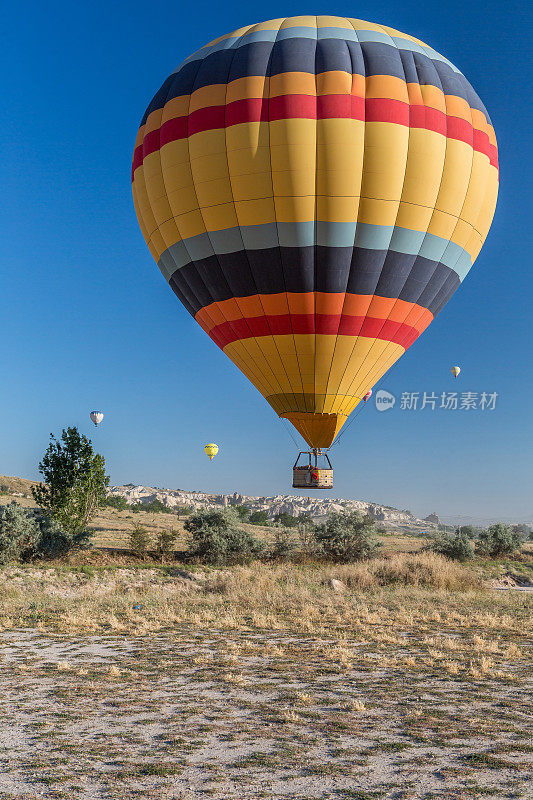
328,578,347,592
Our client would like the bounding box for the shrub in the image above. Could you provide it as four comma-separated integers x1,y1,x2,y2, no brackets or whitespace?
103,495,128,511
314,511,382,562
0,503,39,563
269,528,298,561
477,523,523,557
0,503,89,563
155,529,178,561
185,508,264,565
129,524,151,558
248,510,269,526
175,505,191,518
429,530,474,562
297,513,315,532
35,514,91,558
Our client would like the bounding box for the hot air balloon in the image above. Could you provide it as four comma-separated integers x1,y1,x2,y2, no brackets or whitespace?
90,411,104,427
132,16,498,488
363,390,373,403
204,443,219,461
451,366,461,378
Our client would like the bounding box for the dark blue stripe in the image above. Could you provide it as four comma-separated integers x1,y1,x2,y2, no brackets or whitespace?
166,245,460,318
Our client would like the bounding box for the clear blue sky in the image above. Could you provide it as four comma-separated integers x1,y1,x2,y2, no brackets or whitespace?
1,0,531,521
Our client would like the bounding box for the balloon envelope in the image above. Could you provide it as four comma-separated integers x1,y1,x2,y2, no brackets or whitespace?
451,366,461,378
90,412,104,426
204,443,219,461
363,390,373,402
133,16,498,448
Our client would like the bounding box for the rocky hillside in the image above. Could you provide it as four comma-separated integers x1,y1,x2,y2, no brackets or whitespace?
0,473,440,529
107,483,438,528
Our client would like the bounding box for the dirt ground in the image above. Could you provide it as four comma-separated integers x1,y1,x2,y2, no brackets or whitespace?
1,619,532,800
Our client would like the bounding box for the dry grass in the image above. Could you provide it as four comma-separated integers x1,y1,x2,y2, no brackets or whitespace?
330,551,480,591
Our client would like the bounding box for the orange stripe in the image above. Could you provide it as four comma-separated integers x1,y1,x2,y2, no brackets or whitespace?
195,293,433,335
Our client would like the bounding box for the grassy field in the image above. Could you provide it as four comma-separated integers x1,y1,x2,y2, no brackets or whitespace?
0,482,531,799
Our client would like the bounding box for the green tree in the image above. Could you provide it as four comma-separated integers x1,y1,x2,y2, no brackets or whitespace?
273,511,299,528
477,523,523,557
314,511,382,562
32,427,109,545
249,510,269,526
233,504,250,520
104,495,128,511
456,524,478,540
512,523,532,540
185,508,264,565
429,530,474,562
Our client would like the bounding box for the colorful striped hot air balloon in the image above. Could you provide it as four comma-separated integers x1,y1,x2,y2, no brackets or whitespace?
132,16,498,450
451,366,461,378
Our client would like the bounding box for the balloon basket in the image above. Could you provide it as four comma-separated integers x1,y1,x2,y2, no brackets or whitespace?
292,449,333,489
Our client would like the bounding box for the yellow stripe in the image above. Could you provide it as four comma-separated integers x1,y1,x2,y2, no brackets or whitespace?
223,335,405,414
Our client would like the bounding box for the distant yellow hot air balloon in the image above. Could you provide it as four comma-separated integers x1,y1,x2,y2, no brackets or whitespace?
451,366,461,378
204,443,219,461
132,16,498,485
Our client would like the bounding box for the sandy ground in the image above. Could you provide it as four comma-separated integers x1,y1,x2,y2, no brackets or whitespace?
0,628,531,800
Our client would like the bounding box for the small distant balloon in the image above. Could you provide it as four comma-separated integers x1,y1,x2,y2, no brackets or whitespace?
204,443,219,461
451,366,461,379
363,390,373,403
90,411,104,426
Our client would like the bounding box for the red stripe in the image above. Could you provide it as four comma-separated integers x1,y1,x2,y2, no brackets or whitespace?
206,313,422,350
366,97,409,126
132,94,498,179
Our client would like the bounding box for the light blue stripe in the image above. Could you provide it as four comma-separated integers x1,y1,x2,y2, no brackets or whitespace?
316,221,357,247
276,26,317,41
210,226,246,253
390,227,425,255
158,241,185,280
442,245,472,281
355,29,394,46
173,24,462,75
355,223,393,250
241,223,278,249
317,27,360,41
417,232,449,263
277,221,314,248
158,220,472,281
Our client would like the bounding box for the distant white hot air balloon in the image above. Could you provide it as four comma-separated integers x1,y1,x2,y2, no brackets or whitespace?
90,411,104,427
451,366,461,379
